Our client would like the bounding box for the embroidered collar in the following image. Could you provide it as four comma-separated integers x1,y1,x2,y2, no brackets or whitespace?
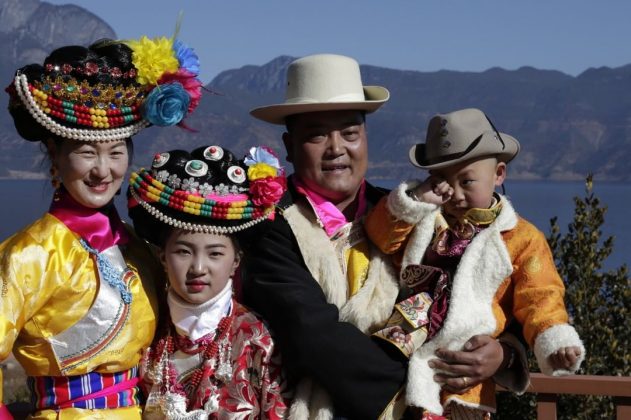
49,187,129,252
440,193,503,229
292,177,367,237
168,279,233,341
433,193,503,246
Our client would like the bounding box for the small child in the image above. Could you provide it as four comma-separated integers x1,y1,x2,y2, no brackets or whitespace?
365,108,584,418
128,145,291,419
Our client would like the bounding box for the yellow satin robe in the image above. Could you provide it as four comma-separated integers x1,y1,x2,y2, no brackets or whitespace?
0,213,162,419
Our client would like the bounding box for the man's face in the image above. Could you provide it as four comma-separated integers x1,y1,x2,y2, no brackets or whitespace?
282,110,368,205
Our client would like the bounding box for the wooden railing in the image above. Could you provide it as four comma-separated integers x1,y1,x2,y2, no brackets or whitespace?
501,373,631,419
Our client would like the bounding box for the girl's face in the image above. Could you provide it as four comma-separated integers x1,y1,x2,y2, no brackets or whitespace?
50,139,129,209
161,230,240,305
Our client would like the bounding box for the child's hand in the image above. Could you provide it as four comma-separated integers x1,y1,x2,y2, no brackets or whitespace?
412,176,453,205
548,346,582,370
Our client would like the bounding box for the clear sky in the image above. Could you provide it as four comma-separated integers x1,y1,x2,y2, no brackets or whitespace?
45,0,631,84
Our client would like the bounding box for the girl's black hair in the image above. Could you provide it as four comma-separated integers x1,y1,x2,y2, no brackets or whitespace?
129,147,251,248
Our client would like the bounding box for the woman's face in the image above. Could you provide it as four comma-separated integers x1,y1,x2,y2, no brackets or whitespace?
161,230,240,305
51,139,129,209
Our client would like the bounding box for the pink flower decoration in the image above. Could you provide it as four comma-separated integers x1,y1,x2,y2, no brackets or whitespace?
250,176,287,207
158,69,202,113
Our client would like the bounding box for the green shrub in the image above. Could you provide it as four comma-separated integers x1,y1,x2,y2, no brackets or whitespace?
497,175,630,419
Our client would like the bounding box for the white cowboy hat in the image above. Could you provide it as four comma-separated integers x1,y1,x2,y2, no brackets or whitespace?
250,54,390,125
409,108,520,170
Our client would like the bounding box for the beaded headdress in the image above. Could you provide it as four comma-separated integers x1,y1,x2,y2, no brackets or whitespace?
129,145,286,241
7,36,202,143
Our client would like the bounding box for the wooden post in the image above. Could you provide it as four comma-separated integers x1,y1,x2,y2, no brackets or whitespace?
536,393,557,420
615,396,631,420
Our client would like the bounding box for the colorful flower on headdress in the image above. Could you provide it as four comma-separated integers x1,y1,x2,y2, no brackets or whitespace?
247,163,277,180
158,69,202,114
244,146,287,207
249,175,287,207
126,36,204,126
126,36,179,86
173,40,200,76
142,83,190,126
244,146,281,170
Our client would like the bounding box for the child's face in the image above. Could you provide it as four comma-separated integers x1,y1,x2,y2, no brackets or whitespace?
430,157,506,218
161,230,240,305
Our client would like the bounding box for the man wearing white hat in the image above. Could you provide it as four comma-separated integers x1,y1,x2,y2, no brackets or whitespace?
243,54,522,419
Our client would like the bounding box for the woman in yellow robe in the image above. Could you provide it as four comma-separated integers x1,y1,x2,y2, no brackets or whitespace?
0,36,202,419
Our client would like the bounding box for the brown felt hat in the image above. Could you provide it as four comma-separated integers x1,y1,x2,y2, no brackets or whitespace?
409,108,520,170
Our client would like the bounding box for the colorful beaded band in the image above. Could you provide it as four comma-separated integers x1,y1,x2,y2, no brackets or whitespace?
33,76,145,108
129,169,274,234
14,73,149,142
31,84,142,129
45,62,138,79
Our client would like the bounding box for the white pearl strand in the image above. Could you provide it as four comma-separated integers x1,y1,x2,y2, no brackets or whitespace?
129,187,272,234
14,74,149,142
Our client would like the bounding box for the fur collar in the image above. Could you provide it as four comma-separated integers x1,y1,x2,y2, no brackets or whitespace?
404,195,518,414
282,196,399,420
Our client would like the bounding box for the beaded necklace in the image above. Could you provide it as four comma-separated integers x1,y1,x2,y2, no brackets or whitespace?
147,311,234,419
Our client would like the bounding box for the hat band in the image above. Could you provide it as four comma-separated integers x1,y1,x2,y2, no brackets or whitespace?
417,136,483,167
285,92,366,104
14,74,149,142
129,185,272,235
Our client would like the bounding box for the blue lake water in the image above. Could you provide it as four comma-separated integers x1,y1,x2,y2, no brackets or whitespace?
0,179,629,270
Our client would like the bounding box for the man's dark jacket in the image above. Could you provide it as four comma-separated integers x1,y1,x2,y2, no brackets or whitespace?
242,179,407,419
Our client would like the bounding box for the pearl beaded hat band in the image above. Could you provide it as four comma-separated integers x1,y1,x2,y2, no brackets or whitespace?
7,36,203,143
129,186,274,234
128,145,287,238
13,73,149,142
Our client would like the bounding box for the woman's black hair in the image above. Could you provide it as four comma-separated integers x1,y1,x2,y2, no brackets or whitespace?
8,39,135,144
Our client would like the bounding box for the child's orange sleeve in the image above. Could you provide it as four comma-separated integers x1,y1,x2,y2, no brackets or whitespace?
364,195,416,255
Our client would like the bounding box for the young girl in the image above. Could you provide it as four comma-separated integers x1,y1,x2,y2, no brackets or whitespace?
128,144,290,419
0,35,201,418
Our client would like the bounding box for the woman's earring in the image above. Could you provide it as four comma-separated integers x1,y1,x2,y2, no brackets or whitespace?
50,165,62,201
50,166,61,190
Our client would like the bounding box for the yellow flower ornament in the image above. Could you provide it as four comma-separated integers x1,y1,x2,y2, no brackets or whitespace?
247,163,277,181
126,36,179,85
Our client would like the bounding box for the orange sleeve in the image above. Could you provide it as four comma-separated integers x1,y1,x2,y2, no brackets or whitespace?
508,219,569,347
364,196,416,255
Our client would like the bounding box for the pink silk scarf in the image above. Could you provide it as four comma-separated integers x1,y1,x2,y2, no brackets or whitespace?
49,188,129,252
292,177,367,237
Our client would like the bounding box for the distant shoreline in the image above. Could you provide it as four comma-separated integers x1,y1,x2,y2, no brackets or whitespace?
0,172,627,183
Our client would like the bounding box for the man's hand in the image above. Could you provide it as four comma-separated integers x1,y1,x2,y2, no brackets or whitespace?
411,176,453,205
428,335,505,394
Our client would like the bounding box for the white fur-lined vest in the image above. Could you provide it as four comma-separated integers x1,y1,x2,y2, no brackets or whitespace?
282,199,400,420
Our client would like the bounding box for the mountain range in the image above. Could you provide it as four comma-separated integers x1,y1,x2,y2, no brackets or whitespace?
1,0,630,182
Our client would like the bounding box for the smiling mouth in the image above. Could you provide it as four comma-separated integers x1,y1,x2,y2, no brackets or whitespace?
85,181,110,191
322,165,349,172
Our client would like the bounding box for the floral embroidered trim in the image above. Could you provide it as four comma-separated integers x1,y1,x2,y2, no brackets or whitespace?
80,239,132,304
